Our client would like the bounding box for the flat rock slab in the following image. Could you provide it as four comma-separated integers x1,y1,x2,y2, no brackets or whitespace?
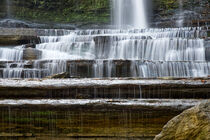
0,35,40,45
0,79,209,99
0,99,205,139
1,78,210,88
0,27,72,36
0,99,205,110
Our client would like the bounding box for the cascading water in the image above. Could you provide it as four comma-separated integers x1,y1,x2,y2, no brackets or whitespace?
0,2,209,139
0,27,208,79
6,0,11,18
112,0,148,28
177,0,184,27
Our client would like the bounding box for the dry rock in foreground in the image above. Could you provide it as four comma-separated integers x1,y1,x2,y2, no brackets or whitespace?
154,101,210,140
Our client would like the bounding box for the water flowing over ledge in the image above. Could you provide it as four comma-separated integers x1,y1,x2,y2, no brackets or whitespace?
0,27,208,79
0,78,209,88
0,99,206,108
0,1,209,139
112,0,148,28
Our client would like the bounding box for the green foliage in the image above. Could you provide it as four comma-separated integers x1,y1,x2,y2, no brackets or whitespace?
153,0,178,16
11,0,110,24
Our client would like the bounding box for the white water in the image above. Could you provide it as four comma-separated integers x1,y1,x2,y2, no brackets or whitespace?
112,0,148,28
0,99,205,109
0,27,208,78
6,0,11,18
0,46,23,61
0,78,209,88
176,0,184,27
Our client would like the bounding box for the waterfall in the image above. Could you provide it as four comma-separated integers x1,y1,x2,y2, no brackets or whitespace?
6,0,11,18
112,0,148,28
0,27,208,79
176,0,184,27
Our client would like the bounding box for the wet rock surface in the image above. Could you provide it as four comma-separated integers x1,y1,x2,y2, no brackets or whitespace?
0,18,77,29
24,43,36,48
23,48,42,60
152,0,209,27
0,103,184,139
0,79,209,99
154,101,210,140
0,19,30,28
0,27,73,36
46,72,70,79
0,35,40,45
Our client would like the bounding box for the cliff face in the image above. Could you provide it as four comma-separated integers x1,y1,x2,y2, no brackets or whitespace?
152,0,209,27
0,0,209,28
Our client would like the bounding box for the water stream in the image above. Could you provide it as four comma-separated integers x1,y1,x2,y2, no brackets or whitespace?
6,0,11,18
112,0,148,28
177,0,184,27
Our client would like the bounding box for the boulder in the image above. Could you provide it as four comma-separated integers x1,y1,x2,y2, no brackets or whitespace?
23,48,42,60
154,101,210,140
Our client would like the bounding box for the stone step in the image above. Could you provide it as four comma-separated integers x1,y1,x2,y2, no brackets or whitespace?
0,27,208,46
0,99,205,139
1,36,209,62
0,27,207,37
38,37,208,61
0,79,209,99
0,35,40,45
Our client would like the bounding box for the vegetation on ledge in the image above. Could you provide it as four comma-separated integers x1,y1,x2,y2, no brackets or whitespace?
0,0,209,26
1,0,111,24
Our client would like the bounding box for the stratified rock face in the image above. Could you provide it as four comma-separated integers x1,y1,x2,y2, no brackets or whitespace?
150,0,209,27
0,35,40,45
154,101,210,140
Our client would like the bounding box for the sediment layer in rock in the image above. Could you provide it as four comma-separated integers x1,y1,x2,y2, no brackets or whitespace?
0,99,203,139
0,79,209,99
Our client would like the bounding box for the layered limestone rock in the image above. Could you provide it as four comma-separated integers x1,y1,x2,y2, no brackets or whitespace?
154,101,210,140
0,79,209,99
0,35,40,45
